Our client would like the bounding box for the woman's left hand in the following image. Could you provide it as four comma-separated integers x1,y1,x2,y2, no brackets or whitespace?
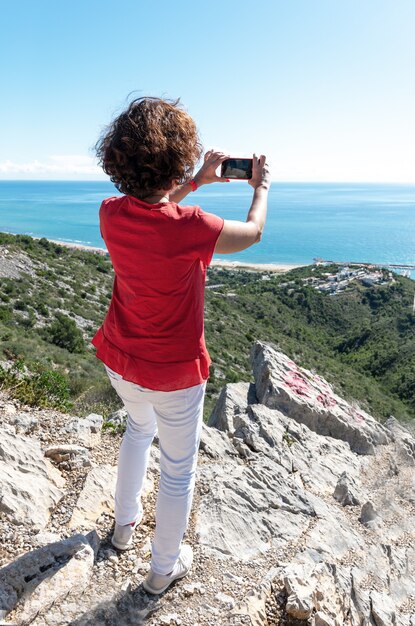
193,150,231,186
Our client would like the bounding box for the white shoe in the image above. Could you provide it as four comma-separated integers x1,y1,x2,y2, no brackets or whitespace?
111,514,141,550
142,544,193,594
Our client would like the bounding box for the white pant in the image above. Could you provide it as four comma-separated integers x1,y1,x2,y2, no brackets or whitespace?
104,364,206,575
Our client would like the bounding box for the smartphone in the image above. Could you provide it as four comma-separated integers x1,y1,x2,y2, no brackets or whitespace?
220,158,253,180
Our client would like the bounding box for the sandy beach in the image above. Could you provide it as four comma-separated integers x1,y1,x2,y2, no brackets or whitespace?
32,236,110,257
210,259,306,273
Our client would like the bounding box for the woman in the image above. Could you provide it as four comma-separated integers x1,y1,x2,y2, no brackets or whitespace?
91,96,270,594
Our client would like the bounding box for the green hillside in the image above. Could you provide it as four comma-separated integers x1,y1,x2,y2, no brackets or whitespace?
0,232,414,426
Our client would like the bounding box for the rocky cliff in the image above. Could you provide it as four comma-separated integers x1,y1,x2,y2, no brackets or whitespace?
0,342,414,625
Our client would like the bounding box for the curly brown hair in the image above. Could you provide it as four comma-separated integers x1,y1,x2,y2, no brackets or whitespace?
95,96,203,199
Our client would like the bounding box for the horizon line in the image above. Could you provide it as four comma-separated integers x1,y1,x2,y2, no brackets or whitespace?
1,179,415,185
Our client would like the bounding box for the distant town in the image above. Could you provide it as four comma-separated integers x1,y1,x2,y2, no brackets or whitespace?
280,263,395,296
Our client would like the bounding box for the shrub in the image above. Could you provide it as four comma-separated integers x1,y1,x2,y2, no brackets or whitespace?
0,306,12,323
34,301,49,316
2,282,15,295
14,299,28,311
0,358,72,411
45,313,85,353
18,313,36,329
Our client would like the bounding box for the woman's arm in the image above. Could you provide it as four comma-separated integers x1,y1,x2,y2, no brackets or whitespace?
214,154,270,254
169,150,230,204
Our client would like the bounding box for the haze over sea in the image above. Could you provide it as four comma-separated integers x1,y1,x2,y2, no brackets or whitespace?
0,180,414,279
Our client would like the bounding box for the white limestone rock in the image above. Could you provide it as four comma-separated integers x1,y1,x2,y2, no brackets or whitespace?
250,341,391,454
12,412,38,434
0,530,99,623
69,463,154,529
208,381,257,432
31,531,62,547
358,501,382,529
60,413,103,448
196,453,315,560
333,471,362,506
0,428,64,531
105,407,127,430
0,400,18,416
370,590,397,626
199,422,238,459
83,413,103,433
198,344,415,624
231,567,279,626
385,416,415,464
68,464,117,529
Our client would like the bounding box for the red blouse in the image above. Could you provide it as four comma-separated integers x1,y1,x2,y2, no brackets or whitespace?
91,195,224,391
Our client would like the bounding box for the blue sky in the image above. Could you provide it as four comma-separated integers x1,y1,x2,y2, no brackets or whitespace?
1,0,414,182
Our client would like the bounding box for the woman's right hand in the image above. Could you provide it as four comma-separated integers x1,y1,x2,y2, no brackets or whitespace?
214,153,270,255
248,154,271,190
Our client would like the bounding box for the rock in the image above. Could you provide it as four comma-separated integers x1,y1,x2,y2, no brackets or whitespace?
84,413,103,433
215,591,235,608
201,603,219,616
1,402,17,416
370,590,396,626
208,382,257,432
69,463,154,530
277,561,356,624
196,344,415,622
31,531,62,546
12,412,38,434
199,423,237,459
106,407,128,429
286,593,314,620
120,578,132,592
231,568,278,626
44,443,91,469
2,342,415,625
299,503,366,563
313,611,336,626
0,428,64,530
271,540,415,626
197,397,366,561
333,471,361,506
0,530,99,623
181,582,203,596
283,562,315,619
60,413,103,448
359,501,382,529
159,613,180,625
196,454,315,560
385,416,415,464
250,341,391,455
68,465,116,529
140,538,152,555
132,557,150,574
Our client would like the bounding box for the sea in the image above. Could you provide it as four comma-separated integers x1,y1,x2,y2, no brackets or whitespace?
0,180,414,279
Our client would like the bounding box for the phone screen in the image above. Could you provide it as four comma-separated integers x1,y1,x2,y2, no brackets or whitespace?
221,158,253,180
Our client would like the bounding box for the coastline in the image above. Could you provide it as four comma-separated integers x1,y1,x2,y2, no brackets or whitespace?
29,236,307,273
43,237,305,273
3,231,312,274
32,236,110,257
22,237,414,278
